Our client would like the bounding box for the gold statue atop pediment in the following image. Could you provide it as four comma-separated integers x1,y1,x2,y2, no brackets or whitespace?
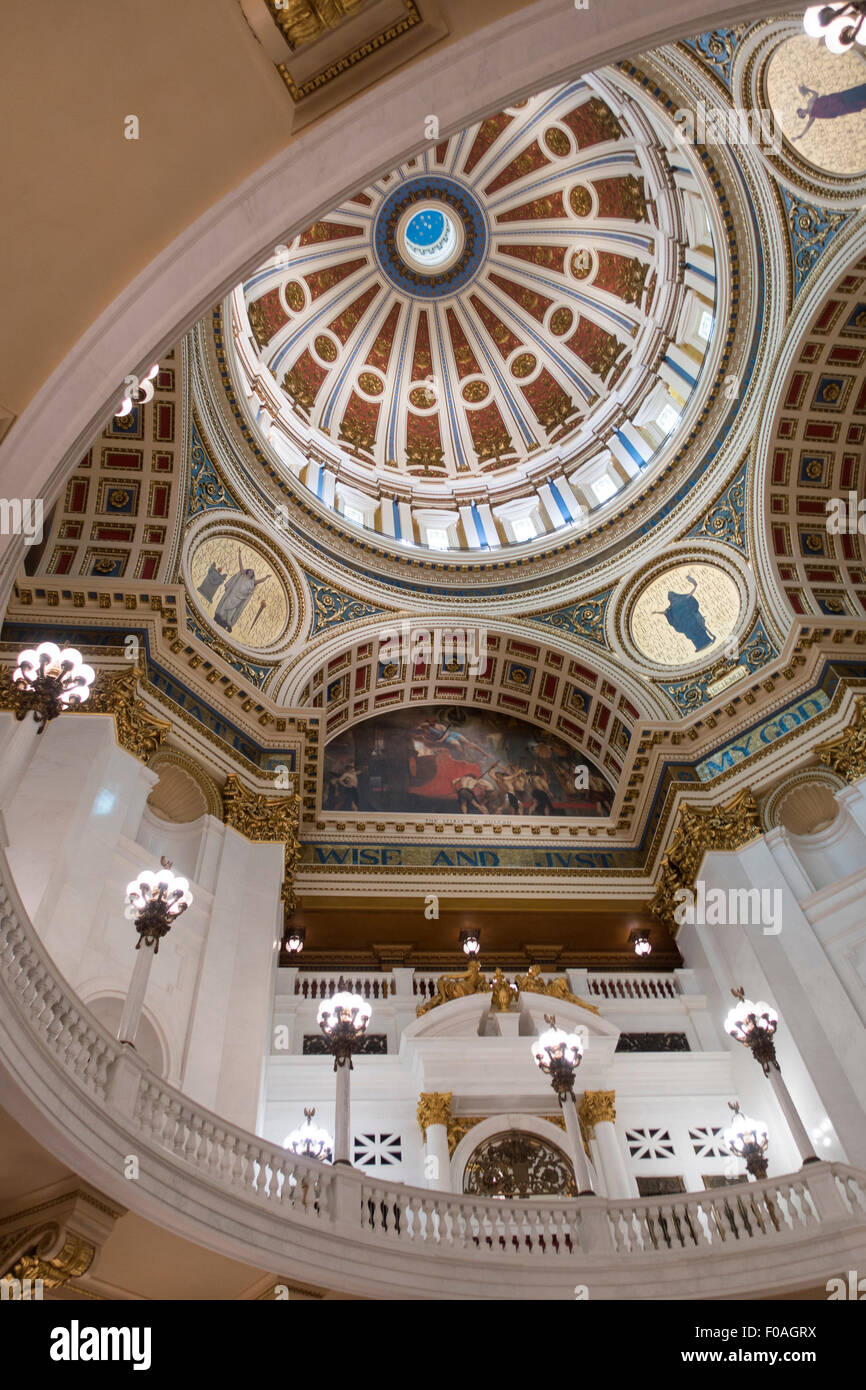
416,958,489,1016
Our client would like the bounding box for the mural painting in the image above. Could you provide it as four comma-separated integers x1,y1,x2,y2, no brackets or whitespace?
323,706,614,816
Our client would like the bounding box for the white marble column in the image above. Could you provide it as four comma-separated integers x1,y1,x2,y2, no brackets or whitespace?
116,939,157,1048
562,1097,595,1195
580,1090,631,1198
417,1092,453,1191
334,1060,352,1165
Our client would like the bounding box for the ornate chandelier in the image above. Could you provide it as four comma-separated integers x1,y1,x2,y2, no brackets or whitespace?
125,857,193,951
12,642,95,732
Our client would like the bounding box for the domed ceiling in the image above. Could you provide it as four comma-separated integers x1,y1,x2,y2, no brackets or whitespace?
229,77,718,555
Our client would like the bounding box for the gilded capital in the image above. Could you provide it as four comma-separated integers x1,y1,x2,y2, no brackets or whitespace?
649,788,762,933
814,694,866,783
579,1089,616,1135
417,1091,453,1137
222,773,301,842
72,663,170,762
222,775,301,925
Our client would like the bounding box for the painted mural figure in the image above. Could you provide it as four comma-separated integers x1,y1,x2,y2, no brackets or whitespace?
323,706,614,817
213,547,271,633
196,562,226,603
652,573,716,653
793,81,866,139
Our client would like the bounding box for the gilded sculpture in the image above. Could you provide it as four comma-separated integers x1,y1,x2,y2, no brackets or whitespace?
415,958,489,1015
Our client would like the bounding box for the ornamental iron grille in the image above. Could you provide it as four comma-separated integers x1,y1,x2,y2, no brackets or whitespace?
462,1130,577,1199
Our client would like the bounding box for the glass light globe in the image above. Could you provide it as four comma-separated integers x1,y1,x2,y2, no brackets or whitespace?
803,3,841,36
317,991,372,1033
531,1025,583,1070
724,996,778,1043
284,1109,333,1162
724,1110,768,1158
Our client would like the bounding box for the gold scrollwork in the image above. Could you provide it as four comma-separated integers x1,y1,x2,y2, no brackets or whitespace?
814,694,866,783
417,1091,453,1137
649,788,762,931
222,773,302,922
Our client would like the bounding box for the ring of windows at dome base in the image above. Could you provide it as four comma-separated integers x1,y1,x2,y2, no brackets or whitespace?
228,74,723,558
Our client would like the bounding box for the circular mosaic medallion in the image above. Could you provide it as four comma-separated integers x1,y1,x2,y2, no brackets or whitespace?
766,34,866,176
285,281,305,312
630,562,742,667
189,533,289,650
373,175,487,297
550,307,574,336
570,248,593,279
569,185,593,217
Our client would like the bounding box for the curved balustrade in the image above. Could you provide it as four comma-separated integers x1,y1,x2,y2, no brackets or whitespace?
0,850,864,1298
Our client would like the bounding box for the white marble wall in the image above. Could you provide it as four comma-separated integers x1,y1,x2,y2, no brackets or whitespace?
0,711,283,1131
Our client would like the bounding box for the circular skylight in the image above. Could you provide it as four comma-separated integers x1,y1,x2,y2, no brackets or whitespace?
404,208,454,266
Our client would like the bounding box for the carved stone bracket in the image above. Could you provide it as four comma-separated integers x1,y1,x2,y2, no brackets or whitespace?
649,788,762,933
814,694,866,784
0,1184,126,1291
222,773,302,923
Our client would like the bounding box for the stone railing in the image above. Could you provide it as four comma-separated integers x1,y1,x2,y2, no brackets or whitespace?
1,851,864,1299
293,972,396,1000
586,973,680,1001
295,970,682,1004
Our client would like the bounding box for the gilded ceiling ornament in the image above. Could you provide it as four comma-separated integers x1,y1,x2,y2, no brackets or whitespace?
569,185,593,217
649,788,763,931
578,1089,616,1136
222,773,300,843
267,0,364,51
549,307,574,335
570,248,593,279
417,1090,453,1136
544,126,571,156
814,694,866,782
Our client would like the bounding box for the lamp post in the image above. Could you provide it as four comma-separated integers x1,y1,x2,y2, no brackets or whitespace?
117,857,192,1048
723,1101,769,1181
724,987,818,1165
804,3,866,53
11,642,95,732
317,992,371,1165
531,1013,595,1195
